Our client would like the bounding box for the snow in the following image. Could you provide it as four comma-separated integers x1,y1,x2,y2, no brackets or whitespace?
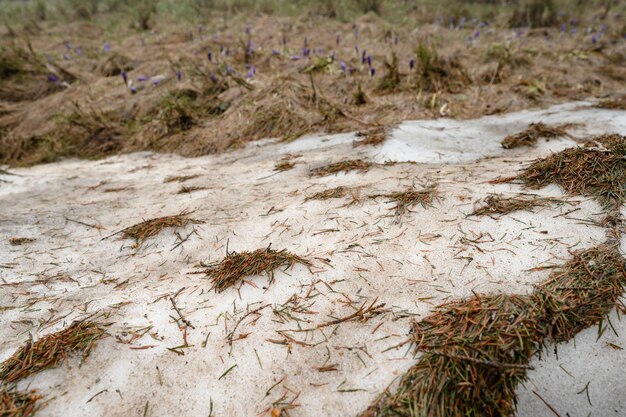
0,101,624,416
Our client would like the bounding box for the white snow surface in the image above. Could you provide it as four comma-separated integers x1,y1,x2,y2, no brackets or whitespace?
0,101,624,416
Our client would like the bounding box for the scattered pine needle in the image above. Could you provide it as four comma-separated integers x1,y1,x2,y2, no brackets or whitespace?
274,160,295,172
353,127,389,148
493,134,626,206
117,212,203,244
310,159,373,177
305,186,350,201
163,174,201,183
360,244,625,417
177,185,207,194
369,186,437,217
470,194,564,217
8,237,35,246
197,246,312,292
0,320,108,384
501,122,577,149
0,388,42,417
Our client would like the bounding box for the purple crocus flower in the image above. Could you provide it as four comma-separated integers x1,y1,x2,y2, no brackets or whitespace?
121,70,128,85
361,50,367,64
340,61,347,73
137,76,148,82
291,55,301,61
64,41,72,50
271,49,280,55
207,51,212,62
103,42,111,52
130,86,137,94
210,73,217,83
370,67,375,77
302,48,310,57
366,56,372,68
409,58,415,69
560,24,567,33
75,48,82,55
247,39,253,56
47,74,59,83
246,66,256,79
330,51,336,62
176,69,182,81
153,79,160,86
592,35,598,44
474,30,480,39
571,28,577,34
63,54,71,60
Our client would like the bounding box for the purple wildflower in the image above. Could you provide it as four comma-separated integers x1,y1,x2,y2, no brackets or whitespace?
47,74,59,83
63,54,71,60
370,67,375,77
474,30,480,39
366,56,372,68
137,76,148,82
207,51,212,61
291,55,301,61
302,48,310,57
271,49,280,55
561,24,567,33
176,69,182,81
340,61,347,73
64,41,72,50
330,51,336,62
121,70,128,85
130,86,137,94
153,78,160,86
409,58,415,69
103,42,111,52
592,35,598,44
571,28,577,34
210,73,217,83
361,50,367,64
246,66,256,79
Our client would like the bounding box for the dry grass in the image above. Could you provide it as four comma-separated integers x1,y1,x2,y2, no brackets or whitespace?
0,388,42,417
118,212,203,244
197,246,312,292
0,321,108,384
494,134,626,206
595,96,626,110
501,122,577,149
360,244,625,417
470,194,564,217
310,159,373,176
369,186,437,217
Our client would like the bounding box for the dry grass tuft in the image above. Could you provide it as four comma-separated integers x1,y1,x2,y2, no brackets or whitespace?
360,244,625,417
353,127,388,148
494,134,626,206
501,122,577,149
118,212,203,244
595,96,626,110
470,194,564,217
369,186,437,217
0,388,42,417
413,41,470,93
0,320,108,384
197,246,312,292
310,159,373,176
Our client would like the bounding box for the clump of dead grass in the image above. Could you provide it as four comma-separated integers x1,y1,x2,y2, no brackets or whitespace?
595,96,626,110
0,320,108,384
501,122,577,149
0,388,42,417
360,244,625,417
310,159,373,176
369,186,437,217
0,42,75,102
117,212,203,245
96,53,134,77
353,127,388,148
197,246,312,292
496,134,626,206
470,194,564,217
412,40,470,93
